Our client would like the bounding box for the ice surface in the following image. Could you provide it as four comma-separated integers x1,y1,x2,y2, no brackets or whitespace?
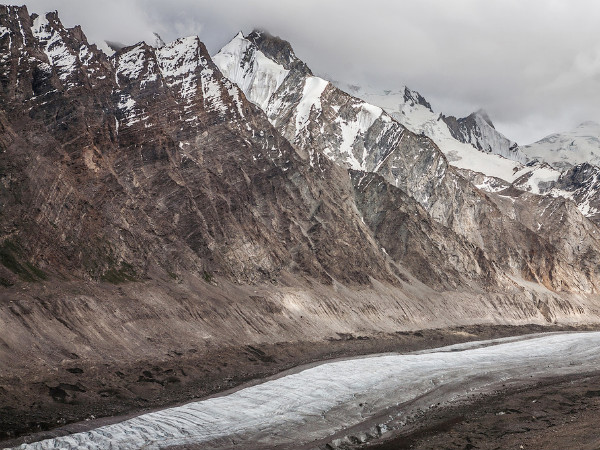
522,121,600,169
12,332,600,450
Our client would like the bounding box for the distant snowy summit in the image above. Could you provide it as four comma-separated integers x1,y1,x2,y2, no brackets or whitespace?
522,121,600,170
333,85,600,177
213,31,600,224
335,83,523,165
315,79,600,224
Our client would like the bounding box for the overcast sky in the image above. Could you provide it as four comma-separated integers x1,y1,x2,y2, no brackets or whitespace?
23,0,600,144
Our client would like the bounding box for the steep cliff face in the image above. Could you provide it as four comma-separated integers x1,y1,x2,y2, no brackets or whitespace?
441,109,524,162
551,163,600,222
350,171,500,291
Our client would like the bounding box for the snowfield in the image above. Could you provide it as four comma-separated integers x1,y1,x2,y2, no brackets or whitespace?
522,121,600,170
11,332,600,450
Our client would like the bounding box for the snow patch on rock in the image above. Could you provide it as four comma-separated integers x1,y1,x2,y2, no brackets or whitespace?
295,76,328,137
115,43,147,81
31,14,77,84
334,102,382,170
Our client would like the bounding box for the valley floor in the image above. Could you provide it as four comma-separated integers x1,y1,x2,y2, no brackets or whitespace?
4,326,600,450
2,323,555,446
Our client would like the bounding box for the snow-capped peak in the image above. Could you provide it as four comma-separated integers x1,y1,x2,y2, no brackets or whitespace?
332,82,526,181
403,86,432,111
442,110,524,163
213,32,290,110
474,108,494,128
521,121,600,170
152,32,165,49
244,29,306,72
577,120,600,129
31,13,78,83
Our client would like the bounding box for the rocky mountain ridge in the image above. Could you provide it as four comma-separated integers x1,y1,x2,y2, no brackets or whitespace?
328,66,600,229
214,30,600,295
331,81,527,178
2,6,600,442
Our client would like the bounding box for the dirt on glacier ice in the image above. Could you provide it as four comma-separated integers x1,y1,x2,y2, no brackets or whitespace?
361,372,600,450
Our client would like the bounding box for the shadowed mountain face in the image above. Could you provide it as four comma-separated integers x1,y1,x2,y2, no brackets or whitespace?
3,6,600,442
441,110,523,162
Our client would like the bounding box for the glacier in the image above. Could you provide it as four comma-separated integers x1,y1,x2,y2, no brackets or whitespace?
11,332,600,450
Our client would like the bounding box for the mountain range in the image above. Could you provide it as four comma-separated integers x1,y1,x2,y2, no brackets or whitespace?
2,4,600,443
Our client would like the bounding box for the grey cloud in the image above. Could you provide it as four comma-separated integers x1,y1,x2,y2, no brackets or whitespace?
22,0,600,144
